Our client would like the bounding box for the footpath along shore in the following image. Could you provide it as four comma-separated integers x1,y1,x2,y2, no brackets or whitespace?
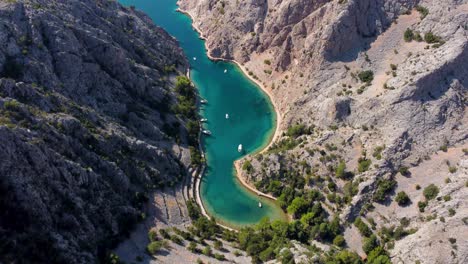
177,8,283,219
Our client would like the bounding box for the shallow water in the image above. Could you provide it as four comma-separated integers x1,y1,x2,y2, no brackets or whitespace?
120,0,285,227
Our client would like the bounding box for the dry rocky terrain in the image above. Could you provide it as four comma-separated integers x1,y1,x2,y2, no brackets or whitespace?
179,0,468,263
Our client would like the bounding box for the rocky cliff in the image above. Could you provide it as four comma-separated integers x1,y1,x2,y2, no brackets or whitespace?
0,0,196,263
179,0,467,262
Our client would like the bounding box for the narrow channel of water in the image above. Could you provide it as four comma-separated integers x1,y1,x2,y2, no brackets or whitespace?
120,0,286,227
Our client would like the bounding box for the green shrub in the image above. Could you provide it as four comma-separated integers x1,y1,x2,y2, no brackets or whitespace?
423,184,439,200
395,191,410,206
418,200,427,212
358,157,372,173
286,124,309,138
416,5,429,19
398,166,409,176
148,230,158,242
242,160,253,173
362,234,379,254
214,253,225,261
187,241,198,253
354,217,372,237
147,241,165,255
333,235,346,247
404,28,414,42
358,70,374,83
373,179,397,202
202,245,212,256
264,59,271,65
424,32,441,44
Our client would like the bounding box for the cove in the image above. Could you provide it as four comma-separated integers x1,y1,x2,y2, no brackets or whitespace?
120,0,286,227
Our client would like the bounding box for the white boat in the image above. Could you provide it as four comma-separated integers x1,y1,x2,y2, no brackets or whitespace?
200,118,208,122
193,57,197,61
258,202,262,208
224,69,227,73
202,130,211,135
238,144,243,153
200,99,208,104
225,113,229,119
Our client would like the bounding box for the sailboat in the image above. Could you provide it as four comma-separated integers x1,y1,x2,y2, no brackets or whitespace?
238,144,243,153
258,202,262,208
193,57,197,61
225,113,229,119
224,69,227,73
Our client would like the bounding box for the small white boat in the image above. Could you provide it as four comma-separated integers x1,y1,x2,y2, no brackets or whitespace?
224,69,227,73
200,118,208,122
193,57,197,61
225,113,229,119
258,202,262,208
200,99,208,104
202,130,211,135
238,144,243,153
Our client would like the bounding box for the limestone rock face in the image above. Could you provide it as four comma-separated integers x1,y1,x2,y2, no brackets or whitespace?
179,0,467,262
0,0,192,263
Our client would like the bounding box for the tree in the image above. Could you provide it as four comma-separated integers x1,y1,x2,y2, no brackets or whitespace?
424,32,440,44
333,235,346,247
395,191,411,206
362,234,379,254
354,217,372,237
367,246,391,264
335,161,346,178
423,184,439,200
280,249,295,264
287,197,309,218
358,70,374,83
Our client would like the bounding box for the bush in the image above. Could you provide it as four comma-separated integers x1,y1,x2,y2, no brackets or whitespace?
423,184,439,200
358,157,372,173
418,200,427,212
373,179,397,203
358,70,374,83
424,32,441,44
404,28,414,42
286,124,309,138
362,234,379,254
188,241,198,252
202,245,212,256
395,191,410,206
214,253,225,261
416,5,429,19
398,166,409,176
170,234,183,245
148,229,158,242
335,161,346,178
354,217,372,237
264,59,271,65
147,241,165,255
333,235,346,247
242,160,253,173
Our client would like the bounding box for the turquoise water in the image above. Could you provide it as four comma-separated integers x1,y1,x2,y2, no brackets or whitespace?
120,0,285,227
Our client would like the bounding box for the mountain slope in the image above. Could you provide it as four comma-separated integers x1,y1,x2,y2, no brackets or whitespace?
0,0,196,262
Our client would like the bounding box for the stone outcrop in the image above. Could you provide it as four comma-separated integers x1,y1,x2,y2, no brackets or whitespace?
0,0,194,263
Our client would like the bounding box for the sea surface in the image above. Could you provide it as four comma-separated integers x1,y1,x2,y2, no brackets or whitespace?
120,0,286,227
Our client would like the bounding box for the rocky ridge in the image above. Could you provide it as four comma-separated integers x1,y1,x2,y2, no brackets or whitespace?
0,0,196,263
